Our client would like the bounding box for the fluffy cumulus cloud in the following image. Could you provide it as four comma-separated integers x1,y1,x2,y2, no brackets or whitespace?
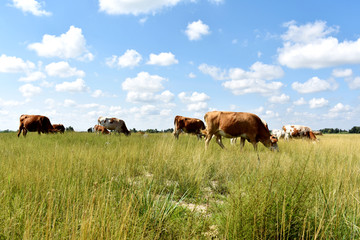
106,49,142,68
292,77,338,93
309,97,328,108
325,103,353,119
99,0,182,15
11,0,51,16
19,71,46,82
178,91,210,112
185,20,210,41
268,93,290,104
122,72,174,104
200,62,284,95
19,83,42,97
332,68,353,78
278,21,360,69
45,61,85,78
0,54,35,73
198,64,227,80
55,78,89,93
28,26,94,61
293,97,307,105
147,52,178,66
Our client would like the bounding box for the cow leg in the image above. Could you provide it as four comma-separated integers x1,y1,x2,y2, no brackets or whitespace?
17,124,23,137
216,135,225,149
240,137,246,149
23,129,27,136
205,134,213,149
173,129,181,139
230,138,237,145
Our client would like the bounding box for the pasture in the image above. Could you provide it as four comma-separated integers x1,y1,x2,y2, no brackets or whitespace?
0,132,359,239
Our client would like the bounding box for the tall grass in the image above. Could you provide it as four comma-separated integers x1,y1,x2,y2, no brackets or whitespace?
0,132,359,239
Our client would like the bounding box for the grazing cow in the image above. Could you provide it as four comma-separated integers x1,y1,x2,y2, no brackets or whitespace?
271,129,285,139
173,115,206,140
17,114,56,137
94,125,110,134
98,117,130,136
203,111,278,151
53,124,65,133
282,125,317,141
313,130,323,136
230,118,269,145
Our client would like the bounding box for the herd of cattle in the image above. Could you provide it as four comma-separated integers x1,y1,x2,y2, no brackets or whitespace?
17,112,320,151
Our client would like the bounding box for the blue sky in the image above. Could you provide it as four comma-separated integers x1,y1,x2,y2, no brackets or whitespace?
1,0,360,131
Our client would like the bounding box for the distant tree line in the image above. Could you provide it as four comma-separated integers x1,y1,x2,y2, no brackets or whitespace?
130,128,174,133
319,126,360,134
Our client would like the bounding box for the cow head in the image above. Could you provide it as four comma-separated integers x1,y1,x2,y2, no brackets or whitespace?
269,135,279,152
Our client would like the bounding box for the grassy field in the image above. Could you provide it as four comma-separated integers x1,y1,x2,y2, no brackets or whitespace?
0,132,359,239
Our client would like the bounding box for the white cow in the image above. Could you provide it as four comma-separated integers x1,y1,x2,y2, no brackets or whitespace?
98,116,131,136
282,125,317,141
271,129,285,139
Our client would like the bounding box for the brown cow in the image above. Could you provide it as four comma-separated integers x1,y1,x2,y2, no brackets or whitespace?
283,125,317,141
94,125,110,134
17,114,56,137
203,111,278,151
53,124,65,133
98,117,131,136
173,115,206,140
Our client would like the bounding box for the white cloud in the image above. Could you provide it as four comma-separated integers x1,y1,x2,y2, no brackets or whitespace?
178,91,210,112
28,26,93,61
292,77,338,93
147,52,178,66
0,54,35,73
63,99,76,107
346,76,360,90
185,20,210,41
228,62,284,81
92,89,104,98
45,61,85,78
222,79,283,95
309,97,328,108
99,0,182,15
178,91,210,103
0,98,24,107
19,83,42,97
324,103,353,119
198,64,227,80
293,97,307,105
188,72,196,78
106,49,142,68
278,21,360,69
200,62,284,95
122,72,166,93
208,0,224,4
157,90,174,103
55,78,89,93
330,103,351,113
19,71,46,82
11,0,51,16
268,94,290,104
332,68,353,78
122,72,174,104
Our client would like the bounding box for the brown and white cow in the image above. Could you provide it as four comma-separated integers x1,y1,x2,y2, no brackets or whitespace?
53,124,65,133
203,111,278,151
173,115,206,140
98,117,130,136
17,114,56,137
282,125,317,141
94,124,110,134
